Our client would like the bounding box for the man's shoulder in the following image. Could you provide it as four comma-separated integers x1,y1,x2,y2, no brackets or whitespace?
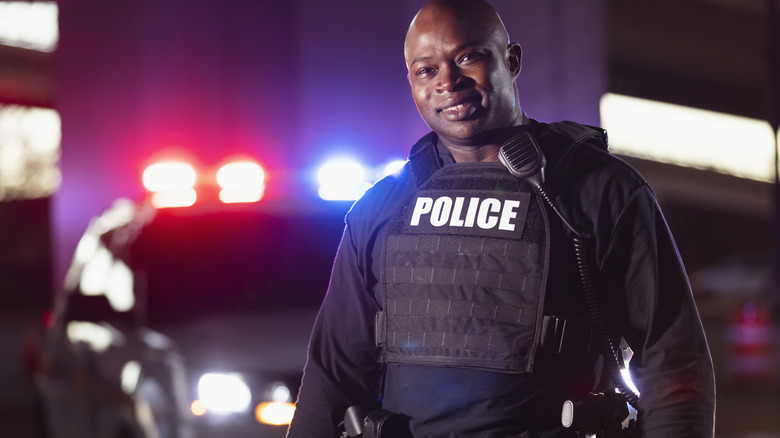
533,119,608,170
346,161,415,230
533,119,652,236
536,120,609,152
533,119,647,188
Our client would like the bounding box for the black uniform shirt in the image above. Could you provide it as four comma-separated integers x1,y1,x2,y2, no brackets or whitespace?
287,121,715,437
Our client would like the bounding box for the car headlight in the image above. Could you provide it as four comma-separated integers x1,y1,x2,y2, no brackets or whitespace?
197,373,252,414
255,382,295,426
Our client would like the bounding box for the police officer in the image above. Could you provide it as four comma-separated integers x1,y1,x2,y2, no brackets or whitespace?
287,0,716,436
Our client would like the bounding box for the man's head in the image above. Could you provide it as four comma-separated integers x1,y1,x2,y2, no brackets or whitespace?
404,0,523,154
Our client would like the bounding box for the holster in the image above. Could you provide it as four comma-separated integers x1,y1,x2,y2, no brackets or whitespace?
363,409,412,438
342,407,412,438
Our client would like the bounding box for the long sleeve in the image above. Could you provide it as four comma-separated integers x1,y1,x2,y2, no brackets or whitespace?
598,185,716,437
286,225,385,438
546,129,716,437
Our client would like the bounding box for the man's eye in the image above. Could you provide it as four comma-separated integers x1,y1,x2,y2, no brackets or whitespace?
460,53,483,65
416,67,436,76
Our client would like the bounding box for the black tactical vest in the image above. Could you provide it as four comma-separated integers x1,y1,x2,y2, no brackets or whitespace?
376,143,551,373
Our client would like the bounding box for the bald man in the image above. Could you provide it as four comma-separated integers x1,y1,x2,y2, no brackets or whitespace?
288,1,715,437
404,0,523,162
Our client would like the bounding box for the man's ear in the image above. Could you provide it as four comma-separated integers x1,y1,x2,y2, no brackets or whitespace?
506,42,522,76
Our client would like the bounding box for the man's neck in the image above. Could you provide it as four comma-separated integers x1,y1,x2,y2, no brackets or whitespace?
447,143,502,163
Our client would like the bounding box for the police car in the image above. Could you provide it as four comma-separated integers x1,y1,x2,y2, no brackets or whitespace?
35,157,349,438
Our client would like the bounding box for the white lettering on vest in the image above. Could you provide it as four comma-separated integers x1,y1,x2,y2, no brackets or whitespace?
430,197,453,226
410,197,433,226
449,197,465,227
499,200,520,231
409,196,520,231
464,197,479,227
477,198,500,229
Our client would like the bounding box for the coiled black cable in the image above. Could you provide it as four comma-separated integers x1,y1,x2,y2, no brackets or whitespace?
497,131,639,408
536,186,639,408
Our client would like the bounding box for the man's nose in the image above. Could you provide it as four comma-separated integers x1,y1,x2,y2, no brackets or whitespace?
436,63,462,93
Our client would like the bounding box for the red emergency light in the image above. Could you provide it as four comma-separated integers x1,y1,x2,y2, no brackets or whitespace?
142,159,266,208
216,161,266,204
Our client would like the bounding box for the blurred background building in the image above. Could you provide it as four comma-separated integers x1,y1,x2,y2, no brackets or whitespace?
1,0,778,436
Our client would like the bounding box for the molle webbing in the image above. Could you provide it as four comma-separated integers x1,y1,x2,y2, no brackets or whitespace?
378,163,550,373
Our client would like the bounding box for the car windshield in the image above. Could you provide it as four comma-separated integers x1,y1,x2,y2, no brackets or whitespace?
129,206,346,327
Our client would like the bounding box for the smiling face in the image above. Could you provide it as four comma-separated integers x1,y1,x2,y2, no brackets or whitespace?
404,0,523,152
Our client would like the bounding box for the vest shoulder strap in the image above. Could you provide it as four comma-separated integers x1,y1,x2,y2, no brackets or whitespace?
543,121,609,152
407,132,441,189
533,120,611,189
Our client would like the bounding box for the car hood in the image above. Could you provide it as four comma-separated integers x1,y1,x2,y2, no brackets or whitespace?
156,309,318,373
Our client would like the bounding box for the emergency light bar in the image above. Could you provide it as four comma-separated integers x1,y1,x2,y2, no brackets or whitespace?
142,159,266,208
142,161,197,208
316,156,407,201
216,160,265,204
142,153,405,206
316,157,371,201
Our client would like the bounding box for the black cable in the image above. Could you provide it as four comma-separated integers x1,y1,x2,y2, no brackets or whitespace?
536,186,639,408
498,131,639,407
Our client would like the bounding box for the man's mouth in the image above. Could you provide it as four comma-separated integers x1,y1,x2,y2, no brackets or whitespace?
438,101,478,120
440,103,469,112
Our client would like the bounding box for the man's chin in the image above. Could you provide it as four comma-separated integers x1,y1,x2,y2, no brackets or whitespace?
432,120,482,141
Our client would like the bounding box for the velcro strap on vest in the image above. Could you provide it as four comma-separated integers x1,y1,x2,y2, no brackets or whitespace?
378,297,531,355
385,297,524,324
539,315,596,359
376,312,596,360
